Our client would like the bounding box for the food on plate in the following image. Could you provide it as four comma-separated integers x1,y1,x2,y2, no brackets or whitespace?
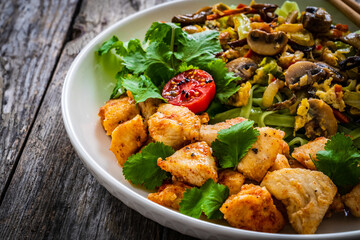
220,184,285,233
261,168,337,234
96,0,360,234
162,69,216,113
148,104,201,149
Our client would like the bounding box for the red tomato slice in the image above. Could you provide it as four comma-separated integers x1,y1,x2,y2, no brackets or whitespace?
162,69,216,113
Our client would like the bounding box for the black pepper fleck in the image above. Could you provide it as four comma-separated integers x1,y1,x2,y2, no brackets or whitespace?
191,153,196,157
252,148,258,154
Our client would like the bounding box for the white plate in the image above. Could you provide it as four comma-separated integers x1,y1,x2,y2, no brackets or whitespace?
62,0,360,239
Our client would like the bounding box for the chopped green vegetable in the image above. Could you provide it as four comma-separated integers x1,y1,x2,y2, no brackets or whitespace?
275,1,300,19
123,142,174,190
313,133,360,194
212,120,259,168
233,14,251,40
179,179,229,219
252,57,281,84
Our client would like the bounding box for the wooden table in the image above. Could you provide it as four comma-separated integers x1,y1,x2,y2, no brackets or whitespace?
1,0,359,239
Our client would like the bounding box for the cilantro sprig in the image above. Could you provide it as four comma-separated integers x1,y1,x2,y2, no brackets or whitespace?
123,142,174,190
313,133,360,194
179,179,229,219
212,120,259,169
97,22,240,104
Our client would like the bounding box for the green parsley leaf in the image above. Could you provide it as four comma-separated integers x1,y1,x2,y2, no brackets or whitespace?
313,133,360,194
117,74,164,103
179,179,229,219
205,59,241,104
175,30,221,69
212,120,259,168
97,36,127,56
123,39,147,74
123,142,175,190
145,22,185,48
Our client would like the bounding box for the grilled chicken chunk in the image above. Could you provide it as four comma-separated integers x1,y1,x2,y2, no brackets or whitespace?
237,127,286,182
199,117,246,145
110,115,147,166
148,104,201,149
261,168,337,234
292,137,328,170
218,169,246,195
147,181,191,210
98,97,139,135
137,98,163,123
343,183,360,217
157,141,217,187
269,154,291,171
220,184,285,233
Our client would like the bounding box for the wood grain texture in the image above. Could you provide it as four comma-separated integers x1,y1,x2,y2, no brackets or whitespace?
0,0,79,196
0,0,196,239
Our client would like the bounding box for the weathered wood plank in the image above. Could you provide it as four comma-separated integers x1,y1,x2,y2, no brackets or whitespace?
0,0,80,196
0,0,196,239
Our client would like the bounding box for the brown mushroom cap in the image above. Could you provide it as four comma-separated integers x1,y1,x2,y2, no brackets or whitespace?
226,57,258,82
315,62,346,82
302,6,332,33
247,29,288,56
341,33,360,49
305,99,337,138
285,61,325,90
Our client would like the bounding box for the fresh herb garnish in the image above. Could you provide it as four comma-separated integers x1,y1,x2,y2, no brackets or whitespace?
179,179,229,219
97,22,240,104
123,142,174,190
212,120,259,169
313,133,360,194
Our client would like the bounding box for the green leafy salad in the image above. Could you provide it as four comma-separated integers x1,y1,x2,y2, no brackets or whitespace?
96,0,360,234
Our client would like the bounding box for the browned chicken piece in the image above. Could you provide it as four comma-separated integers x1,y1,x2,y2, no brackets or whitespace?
218,169,245,195
137,98,163,123
261,168,337,234
148,104,201,149
157,141,217,187
269,154,291,171
147,181,191,210
327,193,344,217
198,112,210,125
237,127,286,182
98,97,139,135
291,137,328,170
199,117,246,145
220,184,285,233
343,183,360,217
110,115,147,166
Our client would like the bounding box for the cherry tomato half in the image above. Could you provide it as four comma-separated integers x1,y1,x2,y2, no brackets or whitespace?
162,69,216,113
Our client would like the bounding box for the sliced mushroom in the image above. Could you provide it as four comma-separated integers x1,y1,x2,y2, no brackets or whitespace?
339,56,360,71
288,39,314,52
250,3,278,22
172,6,212,27
226,57,258,82
247,29,288,56
301,7,332,33
305,99,338,138
315,62,347,82
285,61,326,90
341,32,360,49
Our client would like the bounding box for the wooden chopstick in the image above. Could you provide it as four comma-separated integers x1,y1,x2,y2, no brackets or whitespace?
343,0,360,15
328,0,360,28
